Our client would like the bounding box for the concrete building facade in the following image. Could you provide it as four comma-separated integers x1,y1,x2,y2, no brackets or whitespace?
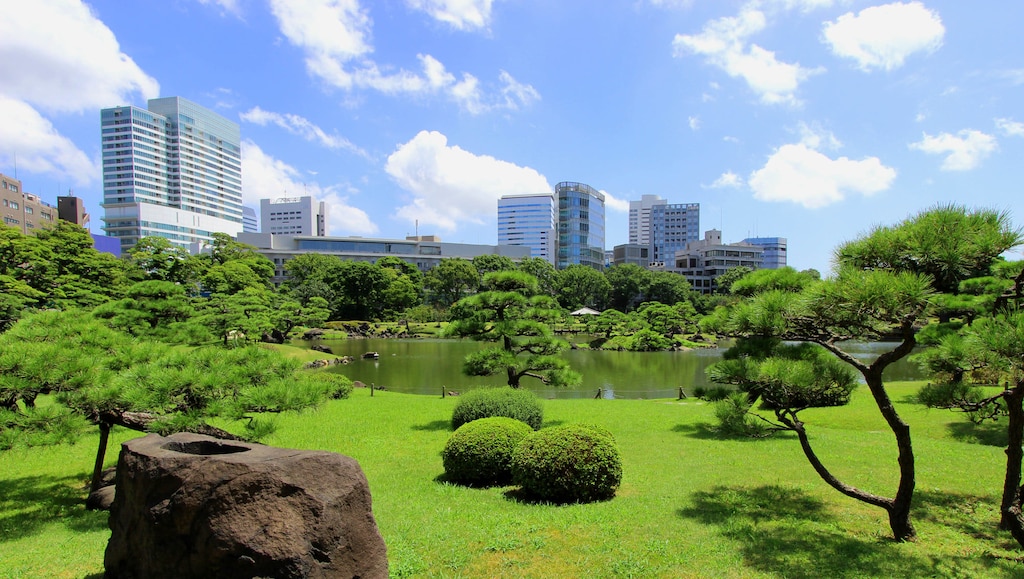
628,194,666,246
1,173,56,234
497,193,556,264
101,97,243,251
239,233,530,286
261,196,327,237
673,230,764,294
742,237,787,269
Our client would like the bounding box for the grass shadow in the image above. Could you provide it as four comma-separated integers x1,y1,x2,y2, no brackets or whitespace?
503,487,615,506
913,489,1016,548
432,472,514,490
946,420,1008,447
677,485,934,578
0,474,108,543
672,422,796,442
411,420,451,432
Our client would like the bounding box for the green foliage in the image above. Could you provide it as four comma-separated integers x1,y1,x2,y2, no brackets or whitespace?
713,393,770,437
626,328,673,351
555,264,611,310
731,267,818,296
714,266,752,294
426,258,479,307
606,264,652,312
441,417,534,486
447,271,580,389
0,405,89,450
451,387,544,430
511,423,623,503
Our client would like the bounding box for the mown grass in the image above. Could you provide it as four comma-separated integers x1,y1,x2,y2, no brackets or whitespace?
2,382,1024,578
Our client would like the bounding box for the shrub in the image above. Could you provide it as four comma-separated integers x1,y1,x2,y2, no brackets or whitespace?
511,423,622,503
451,387,543,430
713,393,770,438
441,417,534,486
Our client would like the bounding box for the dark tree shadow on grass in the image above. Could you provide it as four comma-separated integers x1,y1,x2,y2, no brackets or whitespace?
411,420,451,432
0,474,107,543
945,420,1008,447
678,485,936,579
672,422,797,442
913,489,1017,550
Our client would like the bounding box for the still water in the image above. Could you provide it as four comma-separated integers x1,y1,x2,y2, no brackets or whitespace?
300,338,927,400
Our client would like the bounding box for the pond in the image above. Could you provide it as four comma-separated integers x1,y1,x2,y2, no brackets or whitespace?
298,338,929,400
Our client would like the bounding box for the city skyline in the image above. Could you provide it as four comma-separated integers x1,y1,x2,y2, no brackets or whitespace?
2,1,1023,272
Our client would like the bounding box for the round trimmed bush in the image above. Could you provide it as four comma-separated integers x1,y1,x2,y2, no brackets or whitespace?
442,417,534,486
451,387,543,431
511,423,622,503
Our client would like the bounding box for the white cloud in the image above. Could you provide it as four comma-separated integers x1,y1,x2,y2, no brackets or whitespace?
996,118,1024,138
909,130,998,171
648,0,695,8
688,116,700,130
709,171,744,188
407,0,494,31
269,0,536,115
0,0,159,113
823,2,944,72
601,191,630,213
672,5,822,106
749,135,896,208
797,122,841,150
385,130,550,230
0,95,97,186
765,0,834,12
196,0,243,17
241,140,378,235
240,106,368,157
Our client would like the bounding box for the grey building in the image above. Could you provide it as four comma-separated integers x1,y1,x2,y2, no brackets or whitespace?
742,237,787,269
238,233,531,286
672,230,764,294
497,193,556,264
261,196,328,236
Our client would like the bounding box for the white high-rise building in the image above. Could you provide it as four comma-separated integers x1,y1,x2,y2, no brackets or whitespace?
100,97,243,250
628,194,667,246
497,193,556,264
261,196,328,236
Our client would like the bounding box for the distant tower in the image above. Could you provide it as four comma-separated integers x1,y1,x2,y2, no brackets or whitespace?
497,193,556,264
242,206,258,233
649,202,700,264
628,194,667,246
261,196,328,236
556,181,605,270
101,97,243,251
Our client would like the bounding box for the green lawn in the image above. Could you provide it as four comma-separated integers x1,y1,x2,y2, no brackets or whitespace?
2,382,1023,578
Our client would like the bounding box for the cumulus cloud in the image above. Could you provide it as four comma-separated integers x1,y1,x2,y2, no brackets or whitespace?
0,95,97,186
240,106,369,157
688,116,700,130
709,171,744,188
748,130,896,208
0,0,159,113
241,140,378,235
269,0,537,114
909,130,998,171
823,2,944,72
996,118,1024,138
672,4,822,106
407,0,494,31
385,130,551,230
602,191,630,213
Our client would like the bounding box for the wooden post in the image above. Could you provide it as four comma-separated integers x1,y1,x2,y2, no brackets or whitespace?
370,382,374,397
594,388,602,399
442,387,446,398
678,387,688,400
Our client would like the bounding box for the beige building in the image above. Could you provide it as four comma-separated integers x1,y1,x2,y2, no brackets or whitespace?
672,229,764,294
1,173,56,234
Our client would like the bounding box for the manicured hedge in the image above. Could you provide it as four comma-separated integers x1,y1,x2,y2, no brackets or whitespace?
511,423,622,503
442,417,534,486
451,387,543,430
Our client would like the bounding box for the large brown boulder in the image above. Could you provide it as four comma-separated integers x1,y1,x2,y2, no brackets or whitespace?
104,433,387,579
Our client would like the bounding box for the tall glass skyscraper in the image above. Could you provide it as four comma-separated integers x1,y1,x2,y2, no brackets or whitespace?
100,97,243,250
497,193,556,264
649,202,700,264
556,181,605,270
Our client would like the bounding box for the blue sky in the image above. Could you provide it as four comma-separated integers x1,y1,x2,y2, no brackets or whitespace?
2,0,1023,273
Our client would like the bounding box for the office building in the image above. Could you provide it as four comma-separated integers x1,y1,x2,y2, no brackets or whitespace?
673,230,764,294
242,206,258,233
100,97,243,251
556,181,605,270
1,173,56,234
611,243,650,268
238,233,530,286
58,195,89,227
497,193,556,264
743,237,787,269
628,194,667,246
650,202,700,265
260,196,327,237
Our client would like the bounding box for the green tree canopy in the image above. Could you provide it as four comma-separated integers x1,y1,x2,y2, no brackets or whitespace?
446,271,580,389
555,264,611,310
